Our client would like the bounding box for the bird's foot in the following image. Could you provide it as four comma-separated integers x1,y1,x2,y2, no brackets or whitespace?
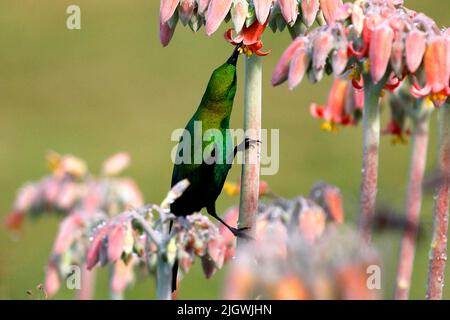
228,226,253,240
244,137,261,150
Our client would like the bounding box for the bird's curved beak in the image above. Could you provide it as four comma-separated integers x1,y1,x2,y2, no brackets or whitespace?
226,44,242,66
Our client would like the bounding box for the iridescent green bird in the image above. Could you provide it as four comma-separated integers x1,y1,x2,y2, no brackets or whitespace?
170,46,253,292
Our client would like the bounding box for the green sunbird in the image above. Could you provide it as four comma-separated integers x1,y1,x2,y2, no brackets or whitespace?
170,46,254,292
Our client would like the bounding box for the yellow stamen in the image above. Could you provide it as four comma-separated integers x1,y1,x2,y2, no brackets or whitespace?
320,121,338,132
428,92,447,105
223,182,240,196
363,60,370,73
391,135,408,145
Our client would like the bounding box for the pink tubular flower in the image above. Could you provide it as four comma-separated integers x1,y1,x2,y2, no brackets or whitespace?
321,0,343,24
224,19,271,56
310,78,363,131
206,0,233,35
410,36,450,107
160,0,351,46
272,36,309,86
301,0,320,28
369,23,394,83
405,29,426,73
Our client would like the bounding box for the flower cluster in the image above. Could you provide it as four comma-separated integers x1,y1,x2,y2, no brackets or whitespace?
273,0,449,107
310,77,364,131
224,226,380,299
160,0,345,49
86,181,230,287
219,182,345,260
6,152,144,297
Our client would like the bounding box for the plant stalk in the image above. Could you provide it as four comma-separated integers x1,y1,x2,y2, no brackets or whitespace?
76,264,96,300
427,103,450,300
238,54,262,244
358,77,384,243
156,255,172,300
395,112,430,300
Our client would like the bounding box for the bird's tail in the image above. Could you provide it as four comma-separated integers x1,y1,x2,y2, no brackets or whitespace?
169,219,178,292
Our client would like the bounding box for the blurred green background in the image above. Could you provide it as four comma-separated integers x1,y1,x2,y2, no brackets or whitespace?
0,0,449,299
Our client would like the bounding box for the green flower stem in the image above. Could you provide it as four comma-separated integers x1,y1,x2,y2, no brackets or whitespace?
238,54,262,245
395,108,431,300
427,103,450,300
358,73,388,242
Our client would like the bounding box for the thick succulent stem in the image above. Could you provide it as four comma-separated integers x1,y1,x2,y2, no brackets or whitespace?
358,77,384,243
76,264,96,300
395,111,430,300
238,54,262,244
156,254,172,300
427,103,450,300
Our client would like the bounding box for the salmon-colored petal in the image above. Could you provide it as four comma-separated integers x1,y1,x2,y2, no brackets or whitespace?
326,78,349,123
160,0,181,23
272,37,308,86
312,31,334,80
208,238,225,269
198,0,210,14
320,0,343,24
179,0,195,26
111,260,134,294
102,152,130,176
405,29,426,73
278,0,298,26
253,0,273,24
231,0,249,33
205,0,233,35
288,48,310,90
369,24,394,83
310,104,325,119
108,224,126,262
332,46,348,75
390,33,404,77
87,225,108,270
424,36,449,93
301,0,320,27
160,20,176,47
410,82,431,98
5,211,25,232
45,264,61,297
352,4,364,35
298,209,326,243
53,213,84,254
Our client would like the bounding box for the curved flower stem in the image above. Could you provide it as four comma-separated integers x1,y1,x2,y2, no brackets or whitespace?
238,54,262,245
76,264,96,300
358,73,387,243
427,103,450,300
395,109,430,300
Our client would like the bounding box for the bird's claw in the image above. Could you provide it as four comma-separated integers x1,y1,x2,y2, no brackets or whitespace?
229,226,253,240
244,138,261,150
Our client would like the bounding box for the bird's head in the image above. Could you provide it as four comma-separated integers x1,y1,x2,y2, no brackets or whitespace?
204,46,240,102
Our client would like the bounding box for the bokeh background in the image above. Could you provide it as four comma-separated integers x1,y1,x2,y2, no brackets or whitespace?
0,0,449,299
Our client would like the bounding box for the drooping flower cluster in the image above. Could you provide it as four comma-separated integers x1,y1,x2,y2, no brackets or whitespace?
160,0,345,54
224,225,380,299
5,152,144,297
219,182,345,260
86,179,230,288
273,0,449,107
